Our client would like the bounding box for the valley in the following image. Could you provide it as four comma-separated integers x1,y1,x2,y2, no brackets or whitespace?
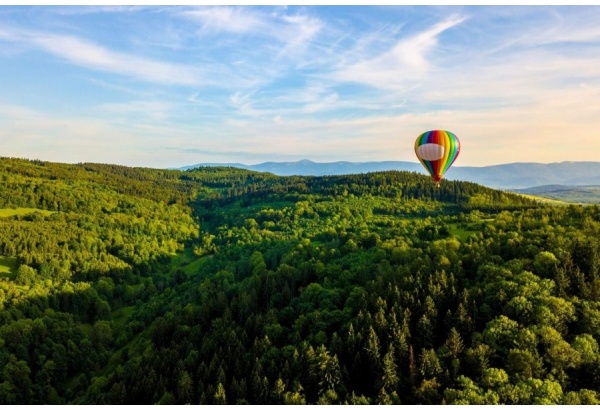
0,157,599,404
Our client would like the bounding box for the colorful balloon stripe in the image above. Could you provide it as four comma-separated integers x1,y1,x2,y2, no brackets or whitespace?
414,130,460,184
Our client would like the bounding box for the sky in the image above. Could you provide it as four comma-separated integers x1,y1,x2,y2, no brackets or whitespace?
1,5,600,168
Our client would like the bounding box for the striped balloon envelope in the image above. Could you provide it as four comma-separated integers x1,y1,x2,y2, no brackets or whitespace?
414,130,460,186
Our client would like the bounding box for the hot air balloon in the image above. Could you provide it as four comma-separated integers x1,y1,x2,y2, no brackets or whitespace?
414,130,460,186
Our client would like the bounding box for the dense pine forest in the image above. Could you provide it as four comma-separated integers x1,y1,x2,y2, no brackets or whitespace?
1,156,600,404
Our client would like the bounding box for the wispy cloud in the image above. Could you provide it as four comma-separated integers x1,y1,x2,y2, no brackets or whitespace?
275,12,323,59
330,14,467,90
0,25,18,41
180,6,322,60
29,33,203,85
230,90,261,117
228,83,343,119
523,7,600,46
180,7,265,35
180,6,321,41
2,6,600,167
0,19,209,86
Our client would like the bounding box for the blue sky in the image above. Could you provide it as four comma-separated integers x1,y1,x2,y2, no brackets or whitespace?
1,5,600,168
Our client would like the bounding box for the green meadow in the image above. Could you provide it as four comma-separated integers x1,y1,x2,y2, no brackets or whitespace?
0,255,16,279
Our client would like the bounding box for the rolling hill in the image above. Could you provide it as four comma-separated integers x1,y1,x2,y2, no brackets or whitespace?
179,160,600,189
2,157,600,405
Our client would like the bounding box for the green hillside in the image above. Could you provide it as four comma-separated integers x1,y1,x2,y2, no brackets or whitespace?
515,185,600,204
1,157,600,405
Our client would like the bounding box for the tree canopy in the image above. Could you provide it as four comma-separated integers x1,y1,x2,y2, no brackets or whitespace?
1,157,600,404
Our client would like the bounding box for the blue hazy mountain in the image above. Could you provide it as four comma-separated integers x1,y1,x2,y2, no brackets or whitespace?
178,160,600,189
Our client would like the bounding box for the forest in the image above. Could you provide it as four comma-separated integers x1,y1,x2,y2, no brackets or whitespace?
1,156,600,404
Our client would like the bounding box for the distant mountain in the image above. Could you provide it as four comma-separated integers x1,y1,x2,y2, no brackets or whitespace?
513,184,600,203
447,162,600,189
178,160,600,189
179,159,423,176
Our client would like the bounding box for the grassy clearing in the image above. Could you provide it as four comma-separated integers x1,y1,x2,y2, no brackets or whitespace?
0,255,16,279
513,186,600,204
515,194,568,205
0,207,55,217
181,255,212,275
447,223,479,241
537,188,600,204
170,248,196,269
171,247,212,275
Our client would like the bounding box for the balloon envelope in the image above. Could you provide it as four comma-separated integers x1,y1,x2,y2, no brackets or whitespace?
414,130,460,183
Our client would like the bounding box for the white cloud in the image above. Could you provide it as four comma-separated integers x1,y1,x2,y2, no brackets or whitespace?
0,27,14,40
3,6,600,168
180,6,322,60
302,92,339,114
227,84,344,119
330,14,467,90
524,7,600,46
230,90,262,117
180,6,322,41
0,20,211,86
29,33,203,85
180,7,264,35
276,13,323,59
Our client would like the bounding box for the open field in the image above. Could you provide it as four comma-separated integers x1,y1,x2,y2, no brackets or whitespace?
447,223,480,241
0,255,16,279
514,193,569,205
513,185,600,204
536,187,600,203
171,248,213,275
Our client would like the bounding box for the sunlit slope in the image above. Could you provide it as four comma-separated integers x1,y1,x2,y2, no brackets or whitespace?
3,157,600,405
514,185,600,204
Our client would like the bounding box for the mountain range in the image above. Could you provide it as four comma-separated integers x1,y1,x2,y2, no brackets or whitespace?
178,160,600,190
